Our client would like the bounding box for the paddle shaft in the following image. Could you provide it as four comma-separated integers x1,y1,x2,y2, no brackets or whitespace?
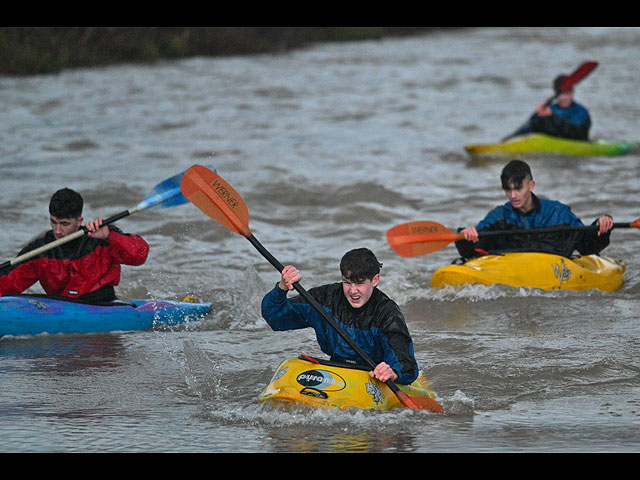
0,207,140,272
244,233,416,404
398,222,631,246
477,221,630,238
387,218,638,259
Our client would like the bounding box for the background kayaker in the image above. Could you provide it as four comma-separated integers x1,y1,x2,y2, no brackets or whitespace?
455,160,613,260
0,188,149,302
505,74,591,141
261,248,419,385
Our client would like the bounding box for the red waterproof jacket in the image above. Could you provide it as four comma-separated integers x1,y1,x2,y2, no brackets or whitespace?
0,226,149,299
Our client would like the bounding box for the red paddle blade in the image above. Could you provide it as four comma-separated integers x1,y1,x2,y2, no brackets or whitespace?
180,165,251,237
386,221,461,257
560,61,598,91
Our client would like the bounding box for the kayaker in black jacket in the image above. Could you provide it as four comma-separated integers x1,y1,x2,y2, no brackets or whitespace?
506,75,591,141
455,160,613,260
261,248,419,385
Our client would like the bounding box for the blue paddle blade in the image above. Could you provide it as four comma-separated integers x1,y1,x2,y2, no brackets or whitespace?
137,167,216,211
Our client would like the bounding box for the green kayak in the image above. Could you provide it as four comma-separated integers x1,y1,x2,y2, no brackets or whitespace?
465,133,635,158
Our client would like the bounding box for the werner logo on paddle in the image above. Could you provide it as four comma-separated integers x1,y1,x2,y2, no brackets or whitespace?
408,223,442,234
210,179,240,210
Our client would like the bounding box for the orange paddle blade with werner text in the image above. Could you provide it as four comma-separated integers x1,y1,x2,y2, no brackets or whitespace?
386,221,462,257
180,164,250,237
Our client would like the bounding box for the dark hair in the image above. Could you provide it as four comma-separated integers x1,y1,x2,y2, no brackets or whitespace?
340,248,382,282
500,159,533,190
49,188,83,218
553,74,569,94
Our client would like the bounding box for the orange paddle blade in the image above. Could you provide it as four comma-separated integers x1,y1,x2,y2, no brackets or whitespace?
386,221,462,257
396,390,444,413
180,165,251,237
630,219,640,229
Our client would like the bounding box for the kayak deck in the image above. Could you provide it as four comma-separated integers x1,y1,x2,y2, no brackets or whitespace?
465,133,634,158
258,355,440,411
0,295,212,337
431,253,625,292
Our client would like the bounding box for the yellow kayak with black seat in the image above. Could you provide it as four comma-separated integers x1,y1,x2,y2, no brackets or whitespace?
258,355,440,411
430,252,625,292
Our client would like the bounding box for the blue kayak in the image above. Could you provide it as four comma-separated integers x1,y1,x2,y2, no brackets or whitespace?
0,295,212,337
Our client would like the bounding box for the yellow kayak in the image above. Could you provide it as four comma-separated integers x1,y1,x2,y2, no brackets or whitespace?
258,356,440,411
465,133,634,158
431,253,625,292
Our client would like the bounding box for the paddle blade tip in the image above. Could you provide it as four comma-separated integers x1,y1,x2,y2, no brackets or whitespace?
396,390,444,413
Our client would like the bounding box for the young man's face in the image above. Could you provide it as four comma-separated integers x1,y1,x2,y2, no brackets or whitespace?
342,274,379,308
50,216,83,240
556,88,574,108
504,179,535,213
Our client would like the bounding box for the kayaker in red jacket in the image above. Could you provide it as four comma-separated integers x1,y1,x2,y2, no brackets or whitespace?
455,160,613,260
0,188,149,302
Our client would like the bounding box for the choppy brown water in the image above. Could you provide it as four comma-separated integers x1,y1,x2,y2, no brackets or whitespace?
1,27,639,452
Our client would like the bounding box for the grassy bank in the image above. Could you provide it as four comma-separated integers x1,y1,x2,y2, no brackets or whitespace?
0,27,446,76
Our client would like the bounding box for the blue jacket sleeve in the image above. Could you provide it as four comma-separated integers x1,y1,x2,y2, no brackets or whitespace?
261,283,311,331
380,315,419,385
260,283,342,360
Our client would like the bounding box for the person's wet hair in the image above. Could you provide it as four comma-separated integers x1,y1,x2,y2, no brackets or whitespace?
49,188,83,219
553,74,570,94
340,248,382,282
500,159,533,190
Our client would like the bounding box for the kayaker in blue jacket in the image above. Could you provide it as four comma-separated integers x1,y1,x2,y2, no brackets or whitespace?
507,75,591,141
261,248,419,385
455,160,613,260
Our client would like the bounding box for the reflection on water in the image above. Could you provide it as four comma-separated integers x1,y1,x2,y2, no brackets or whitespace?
0,334,127,369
